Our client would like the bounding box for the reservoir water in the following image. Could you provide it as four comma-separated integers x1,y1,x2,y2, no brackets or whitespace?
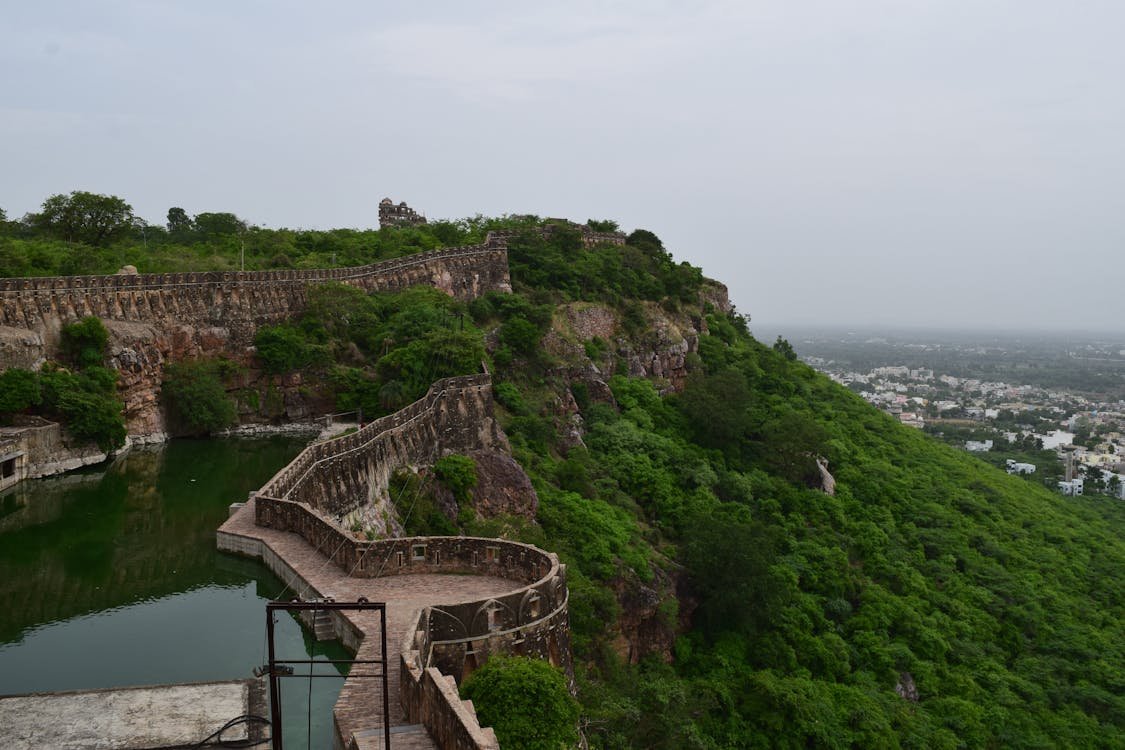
0,436,349,749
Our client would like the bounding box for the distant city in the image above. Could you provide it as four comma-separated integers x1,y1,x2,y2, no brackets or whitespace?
764,326,1125,500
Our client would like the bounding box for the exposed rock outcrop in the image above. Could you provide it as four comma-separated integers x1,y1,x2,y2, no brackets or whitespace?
608,566,693,664
432,449,540,522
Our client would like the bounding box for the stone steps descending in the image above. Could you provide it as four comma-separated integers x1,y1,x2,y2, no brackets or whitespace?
312,607,336,641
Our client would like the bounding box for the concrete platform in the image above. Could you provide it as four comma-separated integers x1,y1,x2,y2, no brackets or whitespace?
0,678,266,750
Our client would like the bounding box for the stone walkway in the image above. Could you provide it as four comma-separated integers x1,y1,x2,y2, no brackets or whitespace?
218,501,514,749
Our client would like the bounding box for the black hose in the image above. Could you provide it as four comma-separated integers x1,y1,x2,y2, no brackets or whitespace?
189,714,272,749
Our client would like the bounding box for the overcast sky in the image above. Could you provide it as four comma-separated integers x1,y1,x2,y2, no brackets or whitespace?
2,1,1122,332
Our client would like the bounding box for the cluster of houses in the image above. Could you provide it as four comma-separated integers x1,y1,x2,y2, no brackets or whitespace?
811,358,1125,500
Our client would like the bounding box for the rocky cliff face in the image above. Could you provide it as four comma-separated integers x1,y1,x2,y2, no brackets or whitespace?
537,283,730,453
432,448,540,522
543,299,716,394
104,319,335,440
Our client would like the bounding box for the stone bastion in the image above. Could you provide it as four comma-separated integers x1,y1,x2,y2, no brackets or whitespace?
222,373,571,749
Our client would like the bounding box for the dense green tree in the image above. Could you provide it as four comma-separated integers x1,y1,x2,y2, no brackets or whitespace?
772,335,797,361
60,316,109,368
193,211,247,238
434,454,477,504
0,369,42,416
29,191,135,247
161,359,238,435
587,219,620,232
38,365,126,451
460,656,579,750
253,325,317,374
166,206,193,234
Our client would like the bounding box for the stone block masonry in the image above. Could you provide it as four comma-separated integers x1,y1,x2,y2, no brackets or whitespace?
0,241,512,354
0,223,625,439
227,362,572,748
218,502,567,750
257,374,504,524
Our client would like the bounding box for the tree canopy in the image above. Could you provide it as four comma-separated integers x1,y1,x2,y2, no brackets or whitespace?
28,191,135,247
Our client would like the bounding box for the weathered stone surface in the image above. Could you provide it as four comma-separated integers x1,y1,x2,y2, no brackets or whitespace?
0,679,262,750
257,375,507,523
608,566,688,665
699,278,733,314
219,502,569,750
0,325,45,370
896,672,920,702
562,302,617,341
463,449,539,519
0,417,122,487
547,387,586,452
0,241,514,439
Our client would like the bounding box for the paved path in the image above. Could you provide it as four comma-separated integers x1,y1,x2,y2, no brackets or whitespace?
219,501,514,749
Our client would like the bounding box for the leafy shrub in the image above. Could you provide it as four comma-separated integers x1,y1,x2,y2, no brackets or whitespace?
434,454,477,504
60,316,109,368
254,324,315,374
460,656,579,750
54,386,128,452
162,359,237,435
493,382,526,414
38,365,126,451
583,336,608,360
388,469,457,536
0,369,42,417
499,315,541,356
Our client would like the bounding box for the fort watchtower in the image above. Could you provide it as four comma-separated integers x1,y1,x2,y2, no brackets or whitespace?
379,197,428,229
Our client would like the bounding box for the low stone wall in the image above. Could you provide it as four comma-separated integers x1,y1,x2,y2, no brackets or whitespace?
399,668,499,750
0,416,118,488
220,514,571,750
394,538,571,750
256,374,503,521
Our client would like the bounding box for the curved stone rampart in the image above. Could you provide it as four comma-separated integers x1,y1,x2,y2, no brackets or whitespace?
256,373,503,521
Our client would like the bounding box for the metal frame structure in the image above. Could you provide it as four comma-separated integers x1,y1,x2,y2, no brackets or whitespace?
265,599,390,750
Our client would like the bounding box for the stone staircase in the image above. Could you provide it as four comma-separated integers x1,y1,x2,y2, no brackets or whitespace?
312,607,336,641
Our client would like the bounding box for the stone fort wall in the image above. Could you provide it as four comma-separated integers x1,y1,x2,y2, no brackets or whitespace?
0,225,624,356
0,241,511,359
256,373,505,525
251,370,571,748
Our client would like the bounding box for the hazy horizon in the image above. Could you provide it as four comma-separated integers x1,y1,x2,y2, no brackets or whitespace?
2,2,1122,333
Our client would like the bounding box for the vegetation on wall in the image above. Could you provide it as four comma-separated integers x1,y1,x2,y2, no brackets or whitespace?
3,200,1123,747
0,190,542,278
0,316,126,452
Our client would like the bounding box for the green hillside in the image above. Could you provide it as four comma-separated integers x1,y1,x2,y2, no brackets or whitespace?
479,229,1125,749
3,196,1122,748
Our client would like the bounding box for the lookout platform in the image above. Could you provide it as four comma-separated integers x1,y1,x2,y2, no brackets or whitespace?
218,500,516,749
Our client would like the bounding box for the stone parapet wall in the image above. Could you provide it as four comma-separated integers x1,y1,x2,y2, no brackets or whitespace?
0,243,511,352
396,537,571,750
256,374,501,519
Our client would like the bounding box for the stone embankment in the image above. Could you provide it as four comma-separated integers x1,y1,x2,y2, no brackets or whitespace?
0,416,119,492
